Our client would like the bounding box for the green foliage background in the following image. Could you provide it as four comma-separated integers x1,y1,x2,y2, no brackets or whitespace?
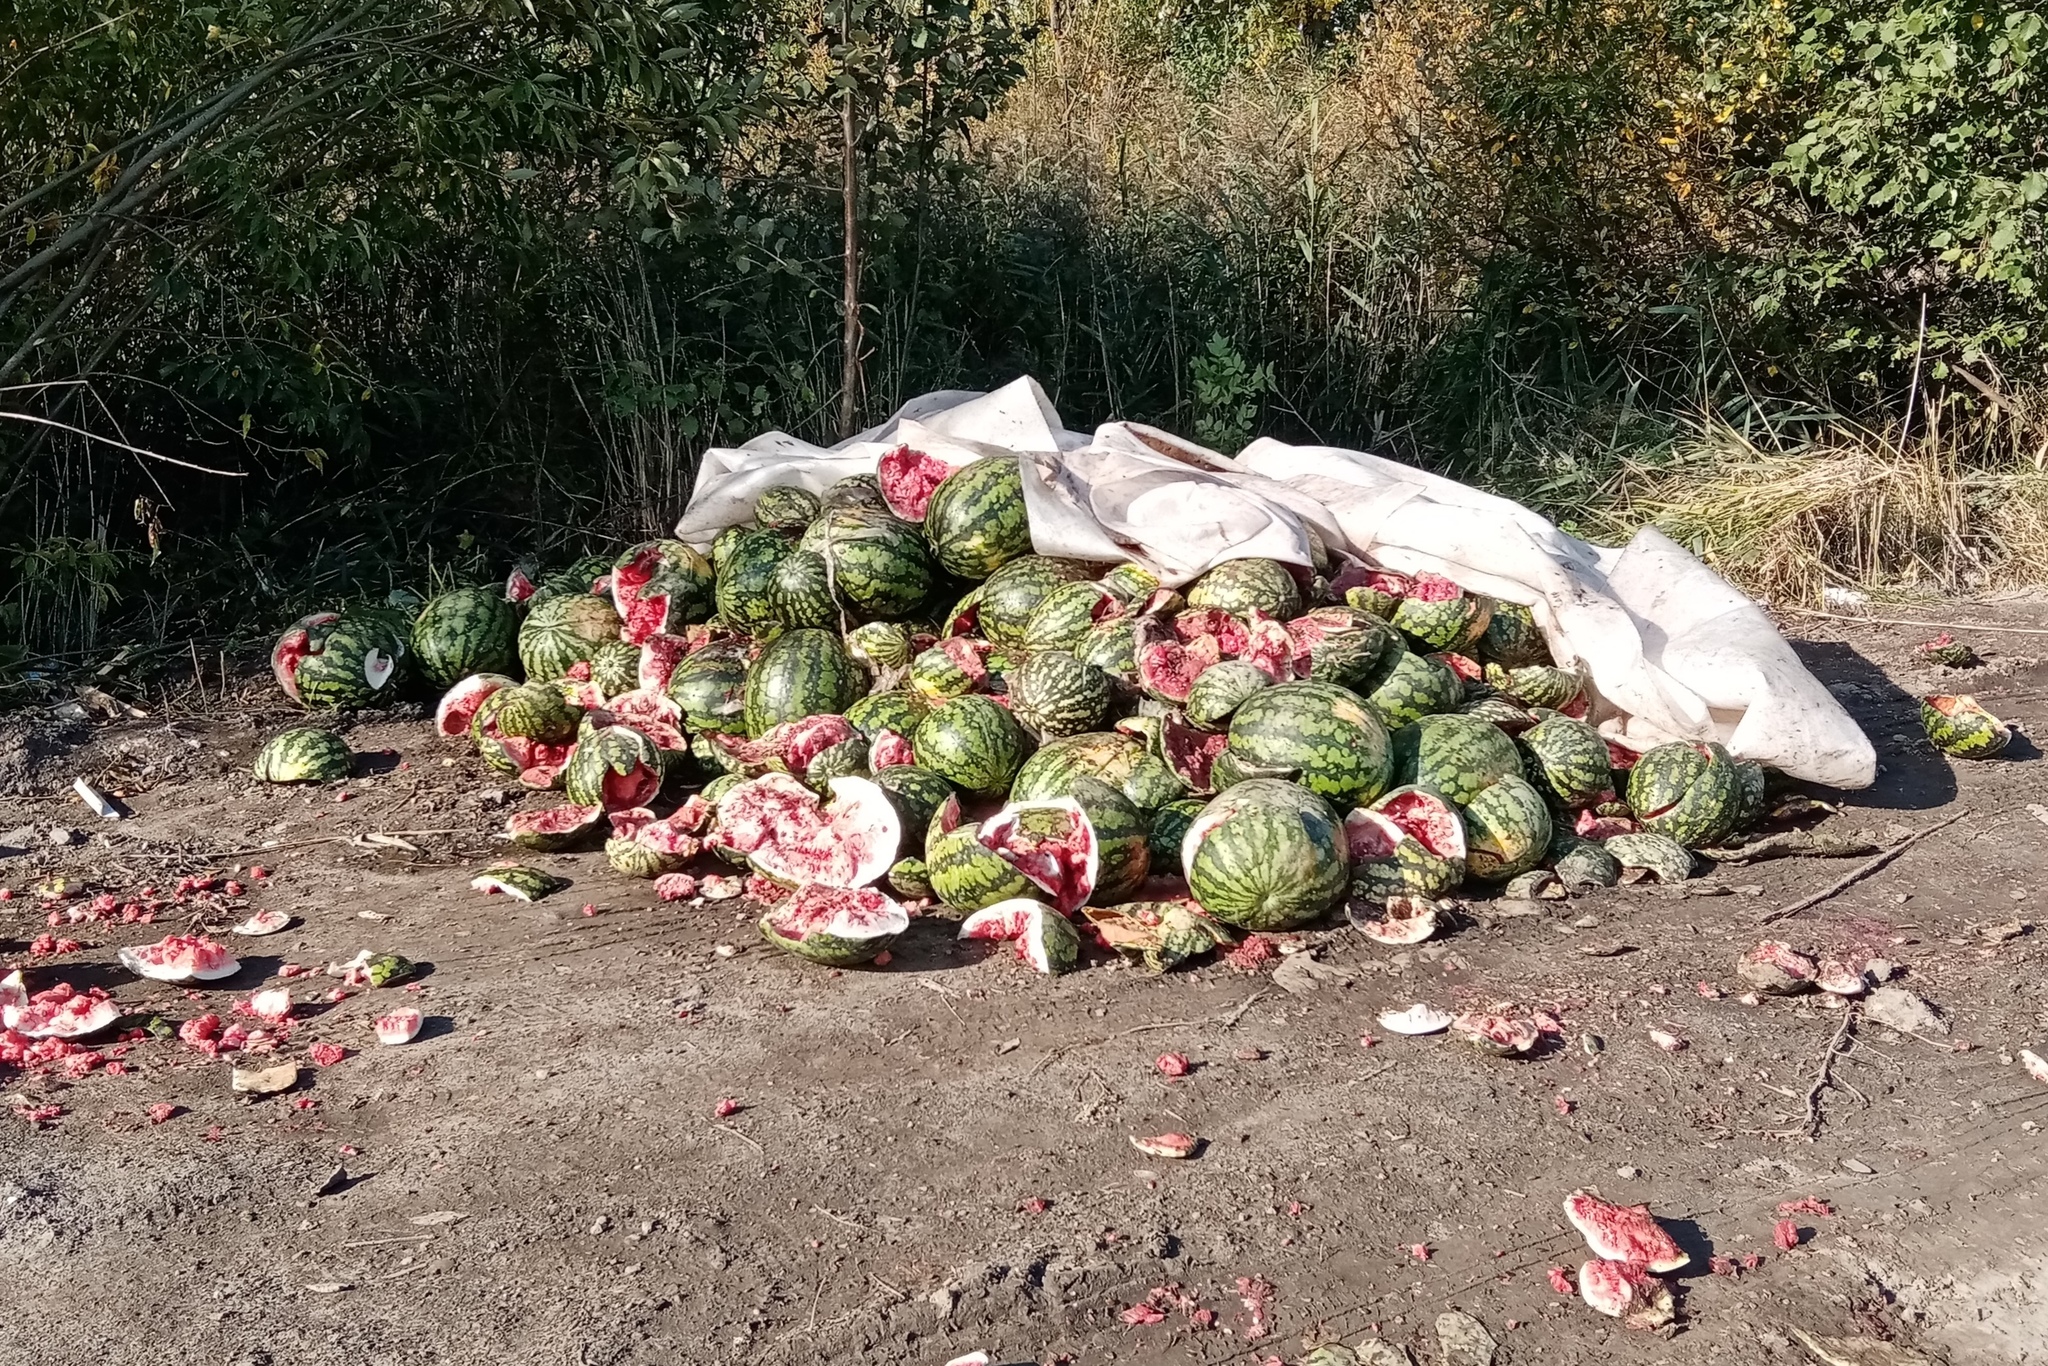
3,0,2044,665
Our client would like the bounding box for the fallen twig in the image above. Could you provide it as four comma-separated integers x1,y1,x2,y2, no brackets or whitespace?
1773,1004,1858,1140
1779,606,2048,637
1699,831,1881,864
1030,990,1270,1076
1756,810,1969,925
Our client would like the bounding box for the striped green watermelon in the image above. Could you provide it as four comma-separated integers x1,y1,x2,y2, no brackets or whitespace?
1731,759,1767,832
910,638,991,701
1461,774,1552,880
1185,558,1303,620
288,609,409,709
1020,581,1121,652
1007,651,1112,738
1146,796,1208,869
1074,616,1139,683
1627,741,1745,846
411,587,518,689
923,457,1032,580
925,796,1034,911
1549,831,1622,889
1483,662,1582,710
1389,712,1524,806
1390,572,1492,651
847,688,931,741
494,683,579,742
768,550,838,629
1479,600,1549,667
1101,562,1162,605
1182,778,1347,930
665,643,750,733
1010,732,1185,813
1222,681,1393,808
874,764,954,838
760,883,908,966
958,557,1095,644
743,628,864,737
715,530,795,630
1348,785,1468,899
824,474,887,510
800,510,935,620
709,525,749,575
1183,659,1272,729
1519,714,1615,808
1357,648,1462,729
589,640,642,698
1071,777,1151,904
755,484,821,531
1921,694,2012,758
912,695,1029,797
531,554,617,605
253,727,351,783
846,621,913,672
519,594,622,682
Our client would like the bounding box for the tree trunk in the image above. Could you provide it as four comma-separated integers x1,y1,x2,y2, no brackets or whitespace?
837,64,862,440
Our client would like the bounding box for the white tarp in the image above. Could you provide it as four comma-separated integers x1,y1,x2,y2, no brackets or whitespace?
674,377,1876,788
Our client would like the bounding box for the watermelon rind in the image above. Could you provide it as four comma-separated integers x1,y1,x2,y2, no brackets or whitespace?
293,608,410,709
1519,714,1616,809
800,509,936,620
518,593,623,683
1011,732,1186,814
1626,741,1745,847
715,529,795,631
759,884,910,966
1182,777,1348,930
1604,831,1696,883
1184,659,1273,729
1020,581,1120,653
1461,775,1553,881
507,804,606,852
755,484,822,531
563,725,665,810
1920,694,2012,759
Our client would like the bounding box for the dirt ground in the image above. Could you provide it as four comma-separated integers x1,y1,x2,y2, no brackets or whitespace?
2,599,2044,1366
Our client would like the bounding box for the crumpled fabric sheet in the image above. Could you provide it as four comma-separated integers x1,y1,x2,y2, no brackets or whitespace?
675,377,1875,787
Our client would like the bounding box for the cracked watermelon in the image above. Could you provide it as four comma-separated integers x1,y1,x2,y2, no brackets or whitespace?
1389,712,1524,806
1478,600,1548,667
1921,693,2011,758
1483,661,1582,710
1010,732,1185,814
1519,714,1615,808
760,884,908,966
435,672,515,738
754,484,821,531
1071,776,1152,904
847,688,931,741
922,457,1032,580
1184,558,1304,620
846,620,913,672
800,509,935,620
743,628,863,737
531,553,617,605
1221,681,1393,808
253,727,351,783
1184,659,1273,729
714,529,795,630
1007,651,1112,738
1461,774,1552,881
519,593,622,682
507,803,605,852
1626,741,1745,846
604,805,704,877
976,799,1101,913
1074,615,1139,683
925,796,1034,911
411,587,519,689
1357,648,1462,729
1285,606,1398,689
494,683,579,742
611,540,714,643
910,637,993,701
1021,580,1123,652
1347,786,1467,899
288,608,408,709
1182,778,1348,930
563,724,665,810
1390,572,1492,651
709,772,900,888
913,695,1029,797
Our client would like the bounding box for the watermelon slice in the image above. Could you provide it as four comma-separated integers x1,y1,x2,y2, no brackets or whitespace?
706,715,858,779
506,804,604,852
374,1007,423,1045
1577,1260,1675,1328
706,773,899,889
956,897,1045,942
231,909,293,937
1377,1003,1452,1036
759,884,909,965
1,971,119,1039
1159,711,1230,793
435,674,515,738
1350,896,1439,945
1563,1190,1689,1272
119,934,240,983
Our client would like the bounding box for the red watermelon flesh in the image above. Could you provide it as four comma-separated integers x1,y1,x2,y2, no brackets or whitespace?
1563,1190,1689,1272
1344,809,1405,863
119,934,239,983
1406,572,1465,604
1,972,118,1039
1575,810,1639,840
708,773,900,888
1377,789,1467,859
764,883,908,946
672,793,714,831
978,800,1098,914
869,729,917,771
612,545,679,644
559,679,608,711
270,611,340,701
957,897,1041,941
1138,636,1222,703
515,741,576,790
935,635,993,684
1161,711,1230,792
638,633,689,692
1432,651,1483,682
878,445,957,521
1328,560,1410,602
653,873,699,901
1174,608,1249,655
435,674,511,738
610,806,703,858
509,804,603,843
1239,609,1295,682
504,568,538,603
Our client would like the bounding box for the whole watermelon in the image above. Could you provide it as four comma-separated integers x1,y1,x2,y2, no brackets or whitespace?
912,695,1029,797
665,643,750,733
874,765,954,837
755,484,822,531
768,550,839,629
1222,681,1393,808
1182,778,1347,930
1519,714,1614,809
961,556,1093,644
253,727,351,783
411,587,518,689
799,510,935,620
743,628,864,737
715,529,795,631
1010,732,1185,813
1006,651,1112,738
1389,712,1524,806
294,609,410,709
923,457,1032,580
1074,615,1138,682
518,593,622,682
1185,558,1304,619
1020,581,1120,652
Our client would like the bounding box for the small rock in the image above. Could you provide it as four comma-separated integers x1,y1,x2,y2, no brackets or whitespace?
1354,1342,1413,1366
231,1062,300,1096
46,827,84,847
1842,1158,1875,1175
1435,1310,1497,1366
1580,1033,1604,1057
1864,986,1949,1038
1616,1165,1641,1179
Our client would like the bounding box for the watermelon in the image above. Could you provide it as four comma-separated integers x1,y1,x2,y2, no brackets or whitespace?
494,683,580,743
755,484,822,531
926,799,1035,911
610,541,714,644
560,724,662,809
604,805,703,876
1549,831,1622,888
1484,662,1582,710
1391,572,1492,651
873,764,954,838
1101,562,1162,605
1357,648,1462,729
1626,741,1745,846
825,473,887,510
519,593,622,682
1479,600,1549,667
270,610,341,701
976,799,1101,913
743,628,863,737
1184,558,1304,620
1221,681,1393,808
1461,775,1552,880
289,608,408,709
1182,778,1348,930
803,735,869,790
888,856,933,898
1459,694,1537,731
410,587,519,689
507,803,606,852
709,772,901,888
847,688,931,741
1285,606,1398,688
1147,797,1208,869
435,672,515,738
1010,732,1185,813
878,444,959,520
1184,659,1273,729
1389,712,1524,806
1074,615,1139,682
119,933,240,983
909,637,992,701
923,457,1032,580
1730,759,1767,832
1605,831,1696,882
768,549,839,629
665,643,750,733
961,556,1095,644
709,524,749,574
1007,651,1112,738
760,883,908,965
1921,694,2012,758
1070,777,1151,904
253,727,350,783
715,529,795,630
913,696,1029,797
531,554,617,604
588,640,642,698
799,510,935,620
0,972,118,1040
1339,567,1410,620
1347,786,1467,899
846,620,913,672
1020,581,1122,652
1519,714,1615,808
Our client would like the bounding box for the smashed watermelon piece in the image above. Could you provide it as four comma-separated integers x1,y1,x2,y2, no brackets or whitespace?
1137,635,1222,704
1237,609,1296,682
877,444,957,520
1160,712,1231,792
119,934,239,983
706,773,900,889
653,873,699,901
1,972,119,1040
434,673,511,739
269,611,341,702
977,799,1100,914
868,729,917,771
638,634,690,692
1563,1189,1689,1272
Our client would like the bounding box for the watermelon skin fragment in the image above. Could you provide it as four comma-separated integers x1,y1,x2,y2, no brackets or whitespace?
1182,778,1348,931
1920,693,2012,758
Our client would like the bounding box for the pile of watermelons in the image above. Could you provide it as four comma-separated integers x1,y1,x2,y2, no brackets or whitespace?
254,447,1792,971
